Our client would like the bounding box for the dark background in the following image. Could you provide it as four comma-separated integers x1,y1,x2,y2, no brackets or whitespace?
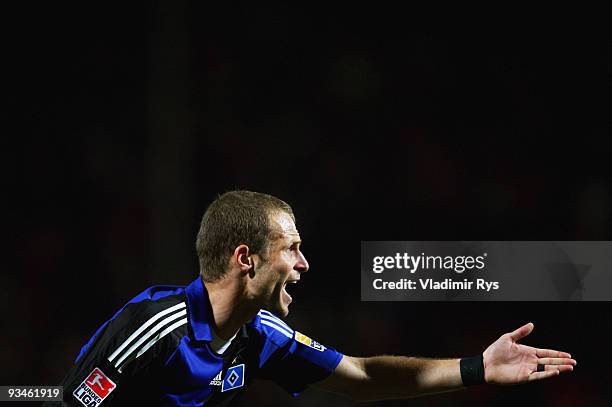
4,3,610,406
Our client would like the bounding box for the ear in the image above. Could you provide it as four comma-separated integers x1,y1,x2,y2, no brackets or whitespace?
233,244,253,274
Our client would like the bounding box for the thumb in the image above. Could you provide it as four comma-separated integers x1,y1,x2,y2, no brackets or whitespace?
508,322,534,342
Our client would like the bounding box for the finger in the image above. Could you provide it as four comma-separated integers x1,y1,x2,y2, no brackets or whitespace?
509,322,534,342
536,348,572,358
528,370,559,381
536,364,574,372
538,358,577,366
554,365,574,373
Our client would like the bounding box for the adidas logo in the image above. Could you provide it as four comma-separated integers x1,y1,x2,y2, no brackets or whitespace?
209,370,223,386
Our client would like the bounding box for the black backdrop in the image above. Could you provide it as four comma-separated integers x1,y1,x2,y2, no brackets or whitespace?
4,4,610,406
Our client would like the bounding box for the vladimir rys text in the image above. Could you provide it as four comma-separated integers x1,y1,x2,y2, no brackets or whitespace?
370,253,500,293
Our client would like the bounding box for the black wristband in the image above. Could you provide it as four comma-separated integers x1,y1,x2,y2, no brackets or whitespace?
460,355,486,386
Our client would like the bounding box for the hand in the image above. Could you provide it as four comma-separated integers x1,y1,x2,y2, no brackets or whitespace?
482,322,576,385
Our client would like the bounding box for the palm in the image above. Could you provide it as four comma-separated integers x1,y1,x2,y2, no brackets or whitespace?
482,323,576,385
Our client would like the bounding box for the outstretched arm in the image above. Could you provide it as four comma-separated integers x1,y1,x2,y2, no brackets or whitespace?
313,323,576,401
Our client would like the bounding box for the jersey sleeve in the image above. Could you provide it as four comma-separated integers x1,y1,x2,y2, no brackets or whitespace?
252,310,344,396
45,296,187,406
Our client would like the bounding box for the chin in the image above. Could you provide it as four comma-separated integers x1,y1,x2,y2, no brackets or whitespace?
273,303,290,318
263,291,291,317
267,300,289,317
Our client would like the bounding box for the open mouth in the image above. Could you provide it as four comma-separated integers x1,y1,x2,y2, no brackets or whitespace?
282,280,299,303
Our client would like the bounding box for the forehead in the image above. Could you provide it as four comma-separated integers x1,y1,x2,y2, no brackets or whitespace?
268,211,300,240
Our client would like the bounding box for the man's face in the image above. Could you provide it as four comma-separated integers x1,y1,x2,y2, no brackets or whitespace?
251,211,309,317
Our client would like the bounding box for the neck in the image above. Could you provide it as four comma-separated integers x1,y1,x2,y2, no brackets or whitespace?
204,276,260,340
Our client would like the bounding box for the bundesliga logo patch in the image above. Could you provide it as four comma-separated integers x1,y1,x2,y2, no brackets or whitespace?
295,331,326,352
73,367,116,407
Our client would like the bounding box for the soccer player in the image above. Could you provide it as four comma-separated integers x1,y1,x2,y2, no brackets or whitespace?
47,191,576,406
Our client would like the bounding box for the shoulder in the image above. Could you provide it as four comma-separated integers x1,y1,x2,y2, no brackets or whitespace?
63,286,191,398
107,292,189,372
251,309,296,346
246,310,344,393
117,291,187,324
87,288,189,372
105,286,188,340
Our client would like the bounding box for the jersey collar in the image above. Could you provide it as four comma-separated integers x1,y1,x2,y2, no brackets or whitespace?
185,276,214,342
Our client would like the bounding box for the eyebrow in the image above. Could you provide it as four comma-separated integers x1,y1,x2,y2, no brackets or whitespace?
270,230,301,244
286,237,302,246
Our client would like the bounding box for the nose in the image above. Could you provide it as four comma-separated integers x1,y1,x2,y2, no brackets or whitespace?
295,250,309,274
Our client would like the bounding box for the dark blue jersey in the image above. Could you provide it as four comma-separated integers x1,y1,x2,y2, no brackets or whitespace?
46,277,343,406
